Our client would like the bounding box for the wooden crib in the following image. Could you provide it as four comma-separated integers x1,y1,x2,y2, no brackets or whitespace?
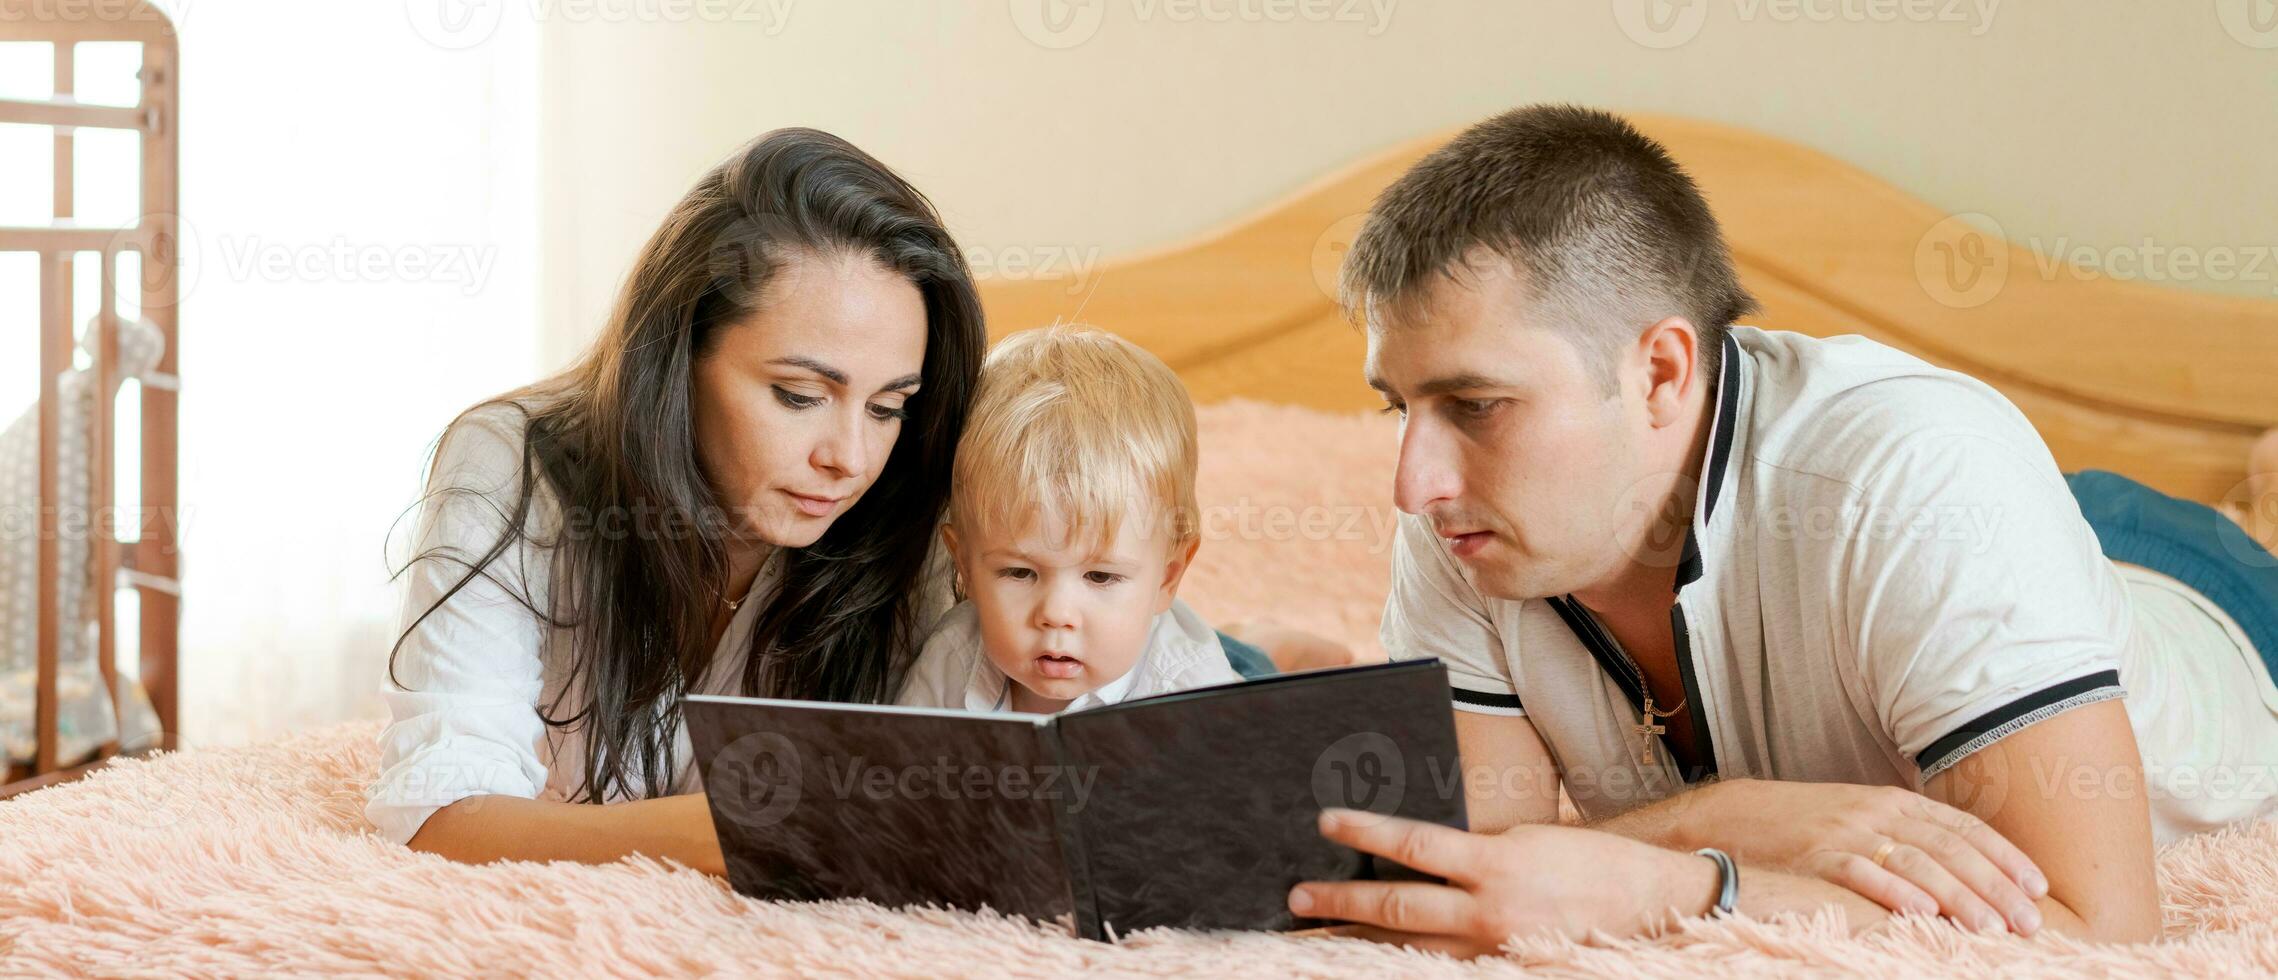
0,2,182,797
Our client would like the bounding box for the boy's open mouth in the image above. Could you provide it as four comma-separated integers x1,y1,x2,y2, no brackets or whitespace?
1034,653,1085,680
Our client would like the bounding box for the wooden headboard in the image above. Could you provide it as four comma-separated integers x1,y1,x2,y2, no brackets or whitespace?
977,114,2278,505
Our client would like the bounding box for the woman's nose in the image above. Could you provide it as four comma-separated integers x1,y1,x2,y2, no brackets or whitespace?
809,406,870,478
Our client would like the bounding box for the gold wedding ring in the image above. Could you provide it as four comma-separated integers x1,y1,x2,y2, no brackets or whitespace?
1872,840,1899,868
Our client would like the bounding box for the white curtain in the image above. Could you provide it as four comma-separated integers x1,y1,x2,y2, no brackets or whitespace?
164,0,540,747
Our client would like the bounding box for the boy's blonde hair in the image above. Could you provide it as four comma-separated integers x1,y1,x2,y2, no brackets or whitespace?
951,325,1199,555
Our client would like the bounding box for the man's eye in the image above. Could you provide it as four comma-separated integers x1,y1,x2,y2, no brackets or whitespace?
1451,398,1501,420
1084,571,1125,586
773,386,822,410
1377,401,1406,417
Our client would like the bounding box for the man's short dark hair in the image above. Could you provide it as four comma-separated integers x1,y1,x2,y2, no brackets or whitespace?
1341,104,1757,390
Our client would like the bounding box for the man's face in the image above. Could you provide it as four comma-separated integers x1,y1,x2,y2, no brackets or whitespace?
1365,259,1653,601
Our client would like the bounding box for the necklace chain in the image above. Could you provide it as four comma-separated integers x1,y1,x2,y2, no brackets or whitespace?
711,582,743,612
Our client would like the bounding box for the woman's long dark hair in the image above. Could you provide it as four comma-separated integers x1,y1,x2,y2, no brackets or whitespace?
386,129,985,804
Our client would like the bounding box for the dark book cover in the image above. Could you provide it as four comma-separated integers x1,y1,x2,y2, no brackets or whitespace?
683,658,1466,940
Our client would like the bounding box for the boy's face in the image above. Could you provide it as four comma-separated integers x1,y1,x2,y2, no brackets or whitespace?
944,503,1199,712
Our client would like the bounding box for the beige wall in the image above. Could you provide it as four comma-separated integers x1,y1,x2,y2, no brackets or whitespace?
536,1,2278,369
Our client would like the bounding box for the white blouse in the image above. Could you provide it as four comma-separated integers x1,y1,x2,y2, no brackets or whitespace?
364,402,954,846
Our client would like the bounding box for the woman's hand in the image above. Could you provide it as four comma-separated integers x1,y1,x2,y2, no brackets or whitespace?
1288,809,1717,957
1658,778,2046,934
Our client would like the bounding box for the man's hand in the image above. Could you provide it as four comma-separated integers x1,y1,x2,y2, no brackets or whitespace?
1636,778,2048,934
1288,809,1719,957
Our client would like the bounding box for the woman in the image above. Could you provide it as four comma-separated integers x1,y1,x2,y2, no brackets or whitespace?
365,129,984,875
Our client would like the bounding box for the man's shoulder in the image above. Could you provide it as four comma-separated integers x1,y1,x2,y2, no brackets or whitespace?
1734,327,2053,497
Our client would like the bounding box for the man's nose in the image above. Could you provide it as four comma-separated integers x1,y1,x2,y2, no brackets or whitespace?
1392,418,1460,516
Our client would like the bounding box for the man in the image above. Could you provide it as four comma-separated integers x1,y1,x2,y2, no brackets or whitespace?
1286,104,2278,954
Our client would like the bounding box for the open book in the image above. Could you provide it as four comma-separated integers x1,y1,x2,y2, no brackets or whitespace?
683,658,1467,940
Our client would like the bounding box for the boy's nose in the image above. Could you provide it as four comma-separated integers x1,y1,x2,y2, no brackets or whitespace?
1037,592,1080,632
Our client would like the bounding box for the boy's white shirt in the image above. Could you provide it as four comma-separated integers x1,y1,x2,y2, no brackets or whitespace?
895,597,1242,713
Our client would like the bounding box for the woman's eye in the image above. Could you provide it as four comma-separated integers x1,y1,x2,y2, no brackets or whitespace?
868,402,910,423
773,386,822,410
996,567,1034,582
1085,571,1125,586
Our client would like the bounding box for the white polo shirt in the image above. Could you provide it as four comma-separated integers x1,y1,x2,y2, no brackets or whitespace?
895,598,1242,713
1384,327,2278,845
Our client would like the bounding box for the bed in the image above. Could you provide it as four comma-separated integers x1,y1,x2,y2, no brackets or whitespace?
2,112,2274,975
0,4,182,798
981,112,2278,509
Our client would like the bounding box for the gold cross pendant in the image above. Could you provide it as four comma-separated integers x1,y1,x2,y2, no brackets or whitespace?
1636,696,1675,766
1636,710,1665,765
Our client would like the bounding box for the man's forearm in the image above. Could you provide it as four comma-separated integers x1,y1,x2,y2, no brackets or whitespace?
1641,842,1891,935
1584,781,1719,849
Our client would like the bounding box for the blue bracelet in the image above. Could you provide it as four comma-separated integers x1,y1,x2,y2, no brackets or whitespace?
1694,847,1739,917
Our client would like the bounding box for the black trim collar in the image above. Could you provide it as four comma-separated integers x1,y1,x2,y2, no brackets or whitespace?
1675,332,1744,590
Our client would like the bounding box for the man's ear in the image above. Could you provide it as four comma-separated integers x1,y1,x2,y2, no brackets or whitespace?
1156,536,1202,614
1637,316,1701,428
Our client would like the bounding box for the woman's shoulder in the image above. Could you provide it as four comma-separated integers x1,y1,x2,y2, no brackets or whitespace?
409,394,571,554
430,399,540,486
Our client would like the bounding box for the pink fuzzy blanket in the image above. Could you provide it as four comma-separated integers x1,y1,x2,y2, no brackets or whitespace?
4,401,2276,976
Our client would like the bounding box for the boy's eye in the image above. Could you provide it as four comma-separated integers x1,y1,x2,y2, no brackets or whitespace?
996,567,1035,582
1084,571,1125,586
773,386,822,410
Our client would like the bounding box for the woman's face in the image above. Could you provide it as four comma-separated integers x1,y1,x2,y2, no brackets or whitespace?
691,250,929,550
